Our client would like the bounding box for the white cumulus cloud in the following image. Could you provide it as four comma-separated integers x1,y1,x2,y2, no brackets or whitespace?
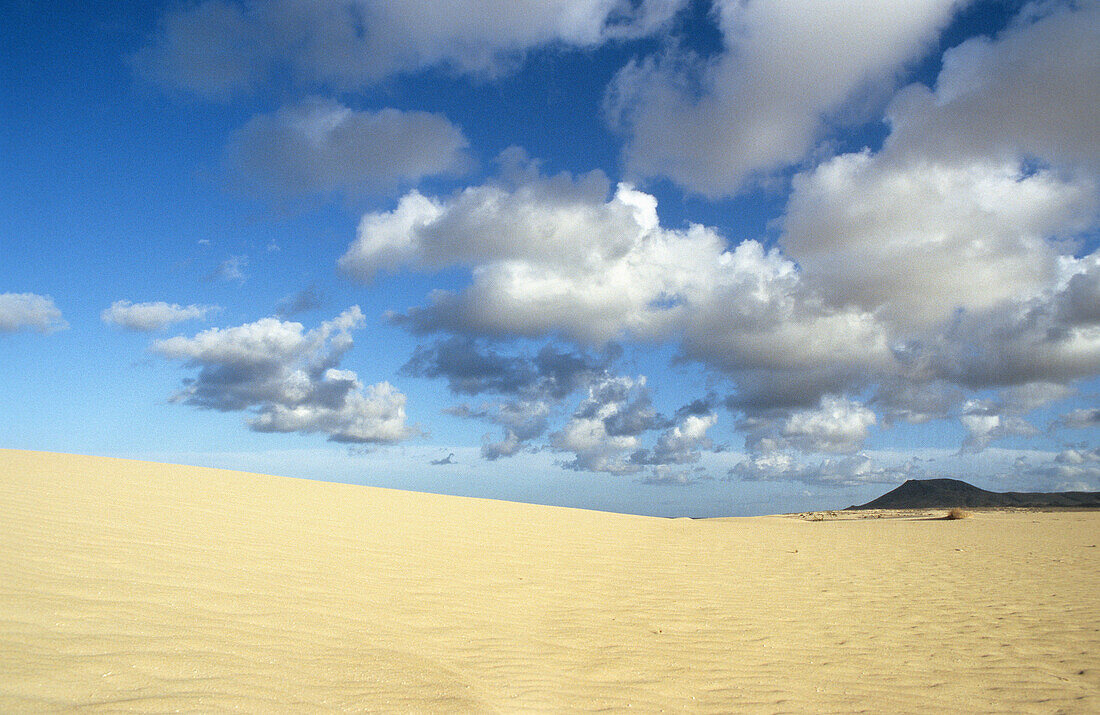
781,1,1100,333
550,375,659,474
0,293,66,333
359,145,1100,458
344,149,757,344
345,149,884,397
958,399,1039,454
334,0,1100,462
101,300,217,332
630,413,717,466
782,154,1096,330
1015,448,1100,491
885,0,1100,175
781,396,876,455
606,0,965,196
729,452,924,486
152,307,415,444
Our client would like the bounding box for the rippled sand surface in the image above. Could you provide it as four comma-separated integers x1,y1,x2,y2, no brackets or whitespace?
2,449,1097,712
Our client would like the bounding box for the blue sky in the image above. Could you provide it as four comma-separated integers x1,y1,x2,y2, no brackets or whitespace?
2,0,1098,516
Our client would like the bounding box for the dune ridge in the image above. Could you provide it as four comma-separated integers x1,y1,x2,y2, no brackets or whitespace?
1,448,1097,712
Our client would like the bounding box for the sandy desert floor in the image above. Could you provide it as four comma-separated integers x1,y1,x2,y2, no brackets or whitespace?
1,449,1097,712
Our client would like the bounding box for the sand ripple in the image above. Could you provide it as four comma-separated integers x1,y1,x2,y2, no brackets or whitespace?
1,449,1097,712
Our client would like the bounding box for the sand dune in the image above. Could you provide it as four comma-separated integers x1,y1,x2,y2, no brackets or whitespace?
1,449,1097,712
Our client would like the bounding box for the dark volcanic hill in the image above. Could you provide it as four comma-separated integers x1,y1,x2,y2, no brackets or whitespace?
850,478,1100,509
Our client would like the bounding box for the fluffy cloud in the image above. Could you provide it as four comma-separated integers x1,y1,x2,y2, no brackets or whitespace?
768,0,1100,449
639,465,712,486
136,0,686,98
550,376,657,474
480,401,553,461
225,99,470,200
365,144,1095,457
927,256,1100,391
1014,448,1100,491
447,399,553,460
0,293,66,333
101,300,217,332
958,399,1039,454
630,413,717,466
729,452,924,486
606,0,964,196
348,150,888,402
359,144,1099,461
781,2,1100,335
884,0,1100,175
347,152,758,343
781,396,876,454
782,154,1096,330
401,336,610,399
874,380,963,426
411,337,721,474
1057,408,1100,430
953,382,1073,453
337,2,1100,466
733,395,877,482
546,375,718,476
152,307,414,444
406,337,616,459
353,145,1093,427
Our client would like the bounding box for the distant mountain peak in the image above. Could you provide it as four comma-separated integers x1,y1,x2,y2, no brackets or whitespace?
850,478,1099,510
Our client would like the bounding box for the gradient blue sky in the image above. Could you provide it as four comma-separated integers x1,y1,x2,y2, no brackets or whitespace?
2,0,1098,516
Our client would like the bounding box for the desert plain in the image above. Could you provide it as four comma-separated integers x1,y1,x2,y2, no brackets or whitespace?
1,448,1097,712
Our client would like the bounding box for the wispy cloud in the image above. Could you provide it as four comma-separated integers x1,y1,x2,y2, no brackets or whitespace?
275,285,323,318
208,256,248,283
224,98,470,201
134,0,687,98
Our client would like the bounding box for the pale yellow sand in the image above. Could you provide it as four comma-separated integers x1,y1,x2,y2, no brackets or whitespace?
1,449,1097,713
